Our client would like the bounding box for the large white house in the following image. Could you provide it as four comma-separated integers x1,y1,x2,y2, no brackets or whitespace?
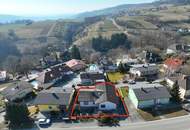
0,71,6,82
77,84,119,111
129,64,158,77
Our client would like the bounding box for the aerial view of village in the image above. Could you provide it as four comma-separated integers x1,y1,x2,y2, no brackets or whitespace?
0,0,190,130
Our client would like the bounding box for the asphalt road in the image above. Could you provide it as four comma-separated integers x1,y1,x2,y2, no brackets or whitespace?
38,115,190,130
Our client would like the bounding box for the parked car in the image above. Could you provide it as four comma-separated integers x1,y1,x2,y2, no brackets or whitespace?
182,104,190,112
38,118,51,127
128,80,136,84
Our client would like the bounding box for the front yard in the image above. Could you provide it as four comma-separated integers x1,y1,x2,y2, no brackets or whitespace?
138,107,188,121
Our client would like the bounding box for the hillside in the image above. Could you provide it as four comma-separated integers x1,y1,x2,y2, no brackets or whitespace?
0,0,190,68
76,3,155,19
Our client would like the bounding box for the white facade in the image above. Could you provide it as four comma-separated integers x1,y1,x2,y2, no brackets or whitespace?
0,71,6,82
98,101,116,111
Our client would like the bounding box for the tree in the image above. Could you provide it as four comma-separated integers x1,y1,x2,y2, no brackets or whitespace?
3,56,20,77
18,56,35,78
5,102,32,127
71,45,81,60
118,62,126,73
91,33,131,53
170,80,181,102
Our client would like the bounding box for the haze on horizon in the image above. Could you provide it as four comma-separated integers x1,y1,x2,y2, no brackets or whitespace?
0,0,155,16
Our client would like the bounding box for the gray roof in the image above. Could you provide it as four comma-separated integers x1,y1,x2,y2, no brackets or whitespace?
96,84,119,104
78,84,119,105
33,87,73,106
37,63,72,84
1,81,33,101
131,65,158,73
78,90,103,102
80,72,105,81
133,86,171,101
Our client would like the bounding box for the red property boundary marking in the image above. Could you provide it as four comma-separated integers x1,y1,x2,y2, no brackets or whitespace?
69,82,129,120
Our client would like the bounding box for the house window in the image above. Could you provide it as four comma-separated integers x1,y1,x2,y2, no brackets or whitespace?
84,101,89,105
100,104,106,108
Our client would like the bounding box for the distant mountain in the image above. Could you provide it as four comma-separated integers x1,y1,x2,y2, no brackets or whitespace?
0,15,24,23
75,3,154,19
0,14,75,23
156,0,190,5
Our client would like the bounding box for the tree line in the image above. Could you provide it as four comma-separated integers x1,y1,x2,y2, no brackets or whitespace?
92,33,131,53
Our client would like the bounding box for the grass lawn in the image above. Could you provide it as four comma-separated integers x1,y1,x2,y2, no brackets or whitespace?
158,108,188,118
118,87,128,98
137,109,161,121
138,107,188,121
107,72,125,83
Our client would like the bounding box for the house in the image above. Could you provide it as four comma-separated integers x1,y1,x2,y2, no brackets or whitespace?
88,64,102,73
128,82,171,109
36,63,73,89
129,64,158,78
0,71,6,82
166,74,190,99
1,81,34,101
80,72,105,85
77,84,120,111
33,87,74,112
163,58,183,74
65,59,86,71
138,51,162,63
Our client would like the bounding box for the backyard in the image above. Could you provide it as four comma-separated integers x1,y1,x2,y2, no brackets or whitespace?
107,72,125,83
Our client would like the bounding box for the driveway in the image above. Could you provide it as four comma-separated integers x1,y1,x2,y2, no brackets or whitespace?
124,98,144,122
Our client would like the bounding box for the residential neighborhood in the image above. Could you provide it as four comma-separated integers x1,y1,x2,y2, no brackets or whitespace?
1,49,190,129
1,0,190,130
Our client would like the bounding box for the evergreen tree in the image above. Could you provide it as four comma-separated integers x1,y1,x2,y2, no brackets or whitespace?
71,45,81,60
170,80,181,102
118,62,125,73
5,102,32,127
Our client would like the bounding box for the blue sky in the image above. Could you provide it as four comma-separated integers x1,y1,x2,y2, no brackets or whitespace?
0,0,155,16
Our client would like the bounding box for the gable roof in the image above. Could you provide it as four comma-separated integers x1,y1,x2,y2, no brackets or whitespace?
78,89,104,102
95,84,119,104
37,63,72,84
33,87,73,106
77,83,119,105
1,81,33,101
133,86,171,101
80,72,105,81
65,59,86,69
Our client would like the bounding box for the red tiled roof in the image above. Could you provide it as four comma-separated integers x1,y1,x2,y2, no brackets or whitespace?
164,58,183,70
66,59,86,68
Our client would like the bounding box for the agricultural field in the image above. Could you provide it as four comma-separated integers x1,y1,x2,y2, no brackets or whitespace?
15,21,55,38
0,21,55,39
116,16,158,29
0,23,26,32
74,19,122,45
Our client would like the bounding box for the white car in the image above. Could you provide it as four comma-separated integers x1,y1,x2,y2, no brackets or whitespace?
38,118,51,127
